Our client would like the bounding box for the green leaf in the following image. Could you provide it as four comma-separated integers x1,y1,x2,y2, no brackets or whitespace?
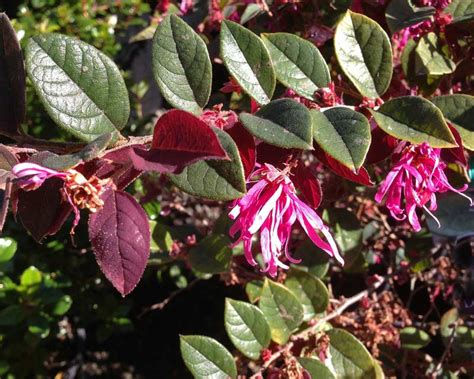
0,305,25,326
0,237,17,263
28,315,50,338
431,94,474,150
224,298,271,359
220,20,275,104
334,11,393,98
169,128,246,201
152,15,212,114
239,99,313,149
445,0,474,23
150,220,174,253
294,240,330,278
258,278,304,344
285,268,329,321
180,335,237,379
327,328,377,379
20,266,42,287
326,208,363,254
371,96,457,147
311,107,371,171
240,4,264,24
400,327,431,350
245,280,264,303
0,360,9,376
262,33,330,100
385,0,435,33
52,295,73,316
415,32,456,76
297,357,336,379
188,234,233,274
25,33,129,142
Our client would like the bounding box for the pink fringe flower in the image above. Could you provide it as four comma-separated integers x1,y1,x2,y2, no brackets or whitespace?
375,142,472,231
12,162,67,191
229,164,343,277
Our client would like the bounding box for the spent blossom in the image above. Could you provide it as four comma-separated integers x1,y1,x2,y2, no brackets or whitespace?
228,163,342,277
375,142,472,231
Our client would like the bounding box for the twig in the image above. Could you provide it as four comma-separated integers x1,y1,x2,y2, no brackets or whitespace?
250,276,386,378
429,323,457,378
138,278,201,318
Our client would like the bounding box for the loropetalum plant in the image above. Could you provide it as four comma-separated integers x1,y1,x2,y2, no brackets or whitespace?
1,0,474,376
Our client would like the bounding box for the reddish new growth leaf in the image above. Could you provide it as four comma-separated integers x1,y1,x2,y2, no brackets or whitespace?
226,122,256,178
441,124,467,168
88,189,150,296
150,109,228,170
365,126,398,165
313,145,374,186
292,163,322,209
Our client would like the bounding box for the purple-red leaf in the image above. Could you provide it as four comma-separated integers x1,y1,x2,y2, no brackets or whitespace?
313,145,374,186
17,178,72,242
441,124,467,168
88,189,150,296
292,163,322,209
365,126,398,165
0,13,25,134
151,109,228,169
226,122,256,178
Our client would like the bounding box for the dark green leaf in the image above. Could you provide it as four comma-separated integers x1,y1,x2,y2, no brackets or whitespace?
0,305,25,326
445,0,474,23
220,20,275,104
188,234,233,274
285,268,329,321
371,96,456,147
152,15,212,114
294,240,330,278
311,107,371,171
180,335,237,379
28,315,50,338
240,99,313,149
258,278,304,344
240,4,264,24
169,128,246,201
262,33,330,100
326,208,363,254
245,280,264,303
150,220,174,253
415,32,456,75
0,237,16,263
431,94,474,150
0,13,25,134
224,298,271,359
297,357,336,379
400,327,431,350
385,0,435,33
334,11,392,98
25,33,129,142
327,328,377,379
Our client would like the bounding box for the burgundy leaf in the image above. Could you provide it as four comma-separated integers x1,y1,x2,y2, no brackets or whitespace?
0,178,12,233
88,189,150,296
226,122,256,178
365,126,398,165
256,142,296,170
292,163,322,209
313,145,374,186
151,109,228,169
0,144,18,170
17,178,72,242
441,124,467,168
0,13,25,134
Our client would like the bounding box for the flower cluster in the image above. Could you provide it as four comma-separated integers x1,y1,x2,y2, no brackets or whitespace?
228,164,342,276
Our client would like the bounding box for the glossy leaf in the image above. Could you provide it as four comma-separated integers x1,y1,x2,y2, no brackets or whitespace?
25,33,129,142
431,94,474,150
297,357,336,379
371,96,457,147
88,189,151,296
327,328,377,379
258,279,304,344
20,266,42,286
415,32,456,75
188,234,233,274
180,335,237,379
169,128,246,201
334,11,392,98
220,20,275,104
312,107,371,171
224,298,271,359
400,327,431,350
385,0,435,33
262,33,330,99
152,15,212,114
445,0,474,23
0,237,17,263
285,268,329,321
0,13,25,134
52,295,72,316
240,99,313,150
